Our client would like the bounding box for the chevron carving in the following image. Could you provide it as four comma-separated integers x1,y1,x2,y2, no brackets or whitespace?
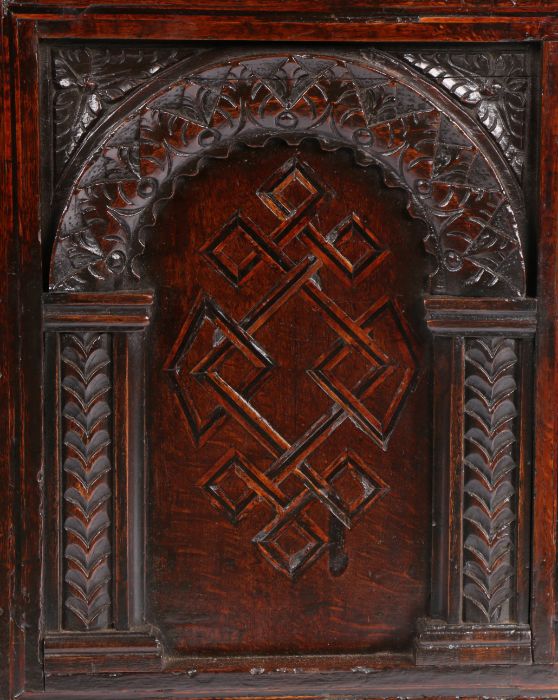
61,332,113,630
462,337,518,623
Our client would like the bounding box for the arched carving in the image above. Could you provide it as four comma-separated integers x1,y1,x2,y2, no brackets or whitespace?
50,49,527,296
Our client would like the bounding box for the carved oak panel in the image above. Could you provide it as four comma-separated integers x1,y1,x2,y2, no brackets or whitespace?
146,140,432,655
48,50,527,297
38,43,536,667
3,25,549,698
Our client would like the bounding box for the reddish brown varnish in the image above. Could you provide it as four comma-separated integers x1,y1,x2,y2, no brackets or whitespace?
146,142,431,656
1,3,557,699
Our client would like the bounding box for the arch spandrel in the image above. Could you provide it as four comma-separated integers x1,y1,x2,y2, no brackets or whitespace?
50,49,527,297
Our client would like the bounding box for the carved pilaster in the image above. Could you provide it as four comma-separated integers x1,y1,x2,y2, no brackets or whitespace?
43,293,159,673
416,297,535,665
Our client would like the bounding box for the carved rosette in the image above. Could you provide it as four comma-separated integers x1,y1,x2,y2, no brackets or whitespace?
50,50,526,298
463,337,518,623
61,332,113,630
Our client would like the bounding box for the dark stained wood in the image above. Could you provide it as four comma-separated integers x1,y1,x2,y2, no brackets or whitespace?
515,338,534,628
43,292,154,329
0,9,16,700
531,40,558,665
12,16,44,695
8,0,558,12
43,632,162,674
429,335,465,626
33,664,558,698
32,15,558,43
415,621,533,666
416,329,535,665
47,49,527,297
424,298,538,336
1,1,556,698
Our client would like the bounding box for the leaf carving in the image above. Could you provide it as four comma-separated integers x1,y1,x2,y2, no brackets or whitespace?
52,47,193,178
50,52,526,297
462,337,518,623
401,51,528,179
61,333,113,630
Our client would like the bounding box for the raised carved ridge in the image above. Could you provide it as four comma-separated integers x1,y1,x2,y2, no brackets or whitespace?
463,337,518,623
50,50,526,297
400,52,528,180
52,47,192,178
61,332,112,630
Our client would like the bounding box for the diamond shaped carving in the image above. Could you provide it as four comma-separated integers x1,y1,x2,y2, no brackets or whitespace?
256,516,327,578
308,297,418,449
303,213,390,284
164,297,273,446
257,156,327,223
166,157,421,578
200,451,258,523
201,213,262,286
325,450,389,522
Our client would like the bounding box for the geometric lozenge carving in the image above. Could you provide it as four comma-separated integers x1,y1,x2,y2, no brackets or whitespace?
165,157,419,578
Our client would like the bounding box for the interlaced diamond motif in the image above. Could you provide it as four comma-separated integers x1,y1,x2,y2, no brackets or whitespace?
165,156,418,578
303,212,389,284
201,451,258,523
324,450,389,522
256,517,327,578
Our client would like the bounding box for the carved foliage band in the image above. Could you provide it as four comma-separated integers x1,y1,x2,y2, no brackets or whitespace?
50,51,526,297
463,337,518,623
61,332,112,630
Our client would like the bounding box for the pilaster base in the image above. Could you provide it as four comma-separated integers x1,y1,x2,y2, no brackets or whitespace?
44,631,162,675
415,620,532,666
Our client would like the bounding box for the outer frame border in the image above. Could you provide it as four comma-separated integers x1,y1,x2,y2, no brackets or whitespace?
2,4,558,697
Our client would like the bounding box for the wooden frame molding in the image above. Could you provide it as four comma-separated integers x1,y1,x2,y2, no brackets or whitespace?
416,297,536,665
43,292,154,330
2,3,558,698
